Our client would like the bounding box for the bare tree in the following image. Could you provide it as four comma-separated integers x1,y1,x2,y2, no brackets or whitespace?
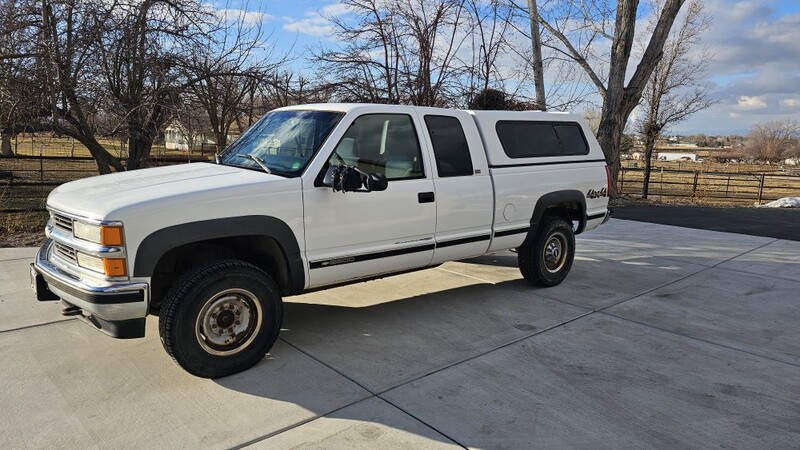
185,6,283,153
97,0,220,170
526,0,545,109
315,0,466,106
460,0,513,106
525,0,688,188
39,0,125,173
314,0,402,103
637,1,714,199
745,119,800,163
170,97,211,155
0,0,43,156
398,0,467,106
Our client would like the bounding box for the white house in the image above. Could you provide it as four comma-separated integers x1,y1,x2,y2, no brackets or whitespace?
657,152,698,162
164,125,216,152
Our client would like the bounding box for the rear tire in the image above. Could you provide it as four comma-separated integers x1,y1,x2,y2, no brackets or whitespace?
158,259,282,378
518,216,575,287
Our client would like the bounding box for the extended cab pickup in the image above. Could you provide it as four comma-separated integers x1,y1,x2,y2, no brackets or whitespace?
31,104,610,377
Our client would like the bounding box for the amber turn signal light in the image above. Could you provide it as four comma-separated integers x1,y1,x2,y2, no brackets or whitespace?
101,226,124,246
103,258,127,277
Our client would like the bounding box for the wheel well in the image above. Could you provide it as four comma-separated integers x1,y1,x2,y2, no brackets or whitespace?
148,235,291,313
539,202,585,233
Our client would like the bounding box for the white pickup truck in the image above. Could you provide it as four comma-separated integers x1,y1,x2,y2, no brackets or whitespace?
31,104,609,377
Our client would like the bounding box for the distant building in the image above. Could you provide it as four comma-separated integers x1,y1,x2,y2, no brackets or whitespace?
657,152,698,162
164,124,216,152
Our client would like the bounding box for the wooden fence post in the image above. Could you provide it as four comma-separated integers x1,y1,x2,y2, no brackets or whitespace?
39,145,44,184
691,171,699,203
757,174,766,204
725,174,731,199
619,168,625,194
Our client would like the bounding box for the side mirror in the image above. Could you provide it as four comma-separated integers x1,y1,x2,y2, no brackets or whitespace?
322,165,363,192
322,165,388,193
364,173,388,192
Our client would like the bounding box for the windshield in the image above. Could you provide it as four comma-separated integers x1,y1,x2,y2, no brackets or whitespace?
219,110,344,177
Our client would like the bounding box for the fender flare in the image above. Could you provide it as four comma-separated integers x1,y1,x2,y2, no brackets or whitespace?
531,190,587,234
133,216,304,294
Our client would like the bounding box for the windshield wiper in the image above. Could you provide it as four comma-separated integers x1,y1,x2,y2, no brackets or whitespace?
236,154,272,174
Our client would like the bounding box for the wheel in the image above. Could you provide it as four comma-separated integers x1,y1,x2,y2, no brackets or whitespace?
518,216,575,287
158,259,283,378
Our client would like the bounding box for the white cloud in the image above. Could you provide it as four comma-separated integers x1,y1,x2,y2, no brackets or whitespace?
780,98,800,108
736,96,767,110
668,1,800,133
283,16,335,37
282,3,349,38
216,8,273,24
320,3,350,16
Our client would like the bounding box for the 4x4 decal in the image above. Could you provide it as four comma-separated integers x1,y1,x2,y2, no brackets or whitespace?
587,188,608,199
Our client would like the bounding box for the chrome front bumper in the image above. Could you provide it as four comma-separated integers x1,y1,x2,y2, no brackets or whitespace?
32,239,149,338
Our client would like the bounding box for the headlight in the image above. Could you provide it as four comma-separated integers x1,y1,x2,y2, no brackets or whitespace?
73,221,124,246
76,252,127,277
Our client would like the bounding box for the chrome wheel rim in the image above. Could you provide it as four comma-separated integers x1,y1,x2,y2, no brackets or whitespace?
195,288,262,356
543,232,568,273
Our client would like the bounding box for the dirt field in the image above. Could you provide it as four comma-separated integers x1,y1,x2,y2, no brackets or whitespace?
7,135,211,159
1,138,211,245
618,167,800,206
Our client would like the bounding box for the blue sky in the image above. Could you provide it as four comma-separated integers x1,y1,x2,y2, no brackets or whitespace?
219,0,800,136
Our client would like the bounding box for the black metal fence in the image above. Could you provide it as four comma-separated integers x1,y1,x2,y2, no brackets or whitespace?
1,155,209,216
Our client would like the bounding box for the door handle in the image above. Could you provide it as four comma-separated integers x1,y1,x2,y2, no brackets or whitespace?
418,192,435,203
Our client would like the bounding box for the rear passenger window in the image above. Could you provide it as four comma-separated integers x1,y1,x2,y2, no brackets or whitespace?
496,121,589,158
424,115,473,177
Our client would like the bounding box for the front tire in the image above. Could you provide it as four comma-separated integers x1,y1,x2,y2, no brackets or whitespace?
518,216,575,287
158,259,282,378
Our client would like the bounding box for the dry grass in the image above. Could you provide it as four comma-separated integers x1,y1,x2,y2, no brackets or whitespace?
1,137,211,246
619,167,800,206
8,135,204,159
622,159,799,175
0,210,48,247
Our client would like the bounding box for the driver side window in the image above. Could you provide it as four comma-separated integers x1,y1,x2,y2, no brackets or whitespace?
329,114,425,180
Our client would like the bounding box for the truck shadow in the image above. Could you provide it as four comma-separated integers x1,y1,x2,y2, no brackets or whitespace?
215,277,546,446
212,252,717,445
213,234,800,446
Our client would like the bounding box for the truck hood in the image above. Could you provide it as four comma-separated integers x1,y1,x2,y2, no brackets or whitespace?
47,162,292,219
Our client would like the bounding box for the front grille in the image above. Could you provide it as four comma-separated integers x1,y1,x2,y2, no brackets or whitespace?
54,242,78,265
52,212,74,233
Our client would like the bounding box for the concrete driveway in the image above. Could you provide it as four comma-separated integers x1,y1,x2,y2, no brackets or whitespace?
1,219,799,449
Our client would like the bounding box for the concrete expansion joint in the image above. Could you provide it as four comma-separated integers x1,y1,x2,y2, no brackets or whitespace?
0,318,75,335
0,256,40,263
599,310,800,369
708,238,779,269
227,394,375,450
248,336,468,448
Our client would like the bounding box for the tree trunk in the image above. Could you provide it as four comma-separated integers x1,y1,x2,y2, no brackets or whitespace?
214,131,227,155
593,0,685,198
0,133,13,156
127,131,152,170
642,126,658,199
127,125,156,170
527,0,546,110
596,106,626,195
84,139,124,174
